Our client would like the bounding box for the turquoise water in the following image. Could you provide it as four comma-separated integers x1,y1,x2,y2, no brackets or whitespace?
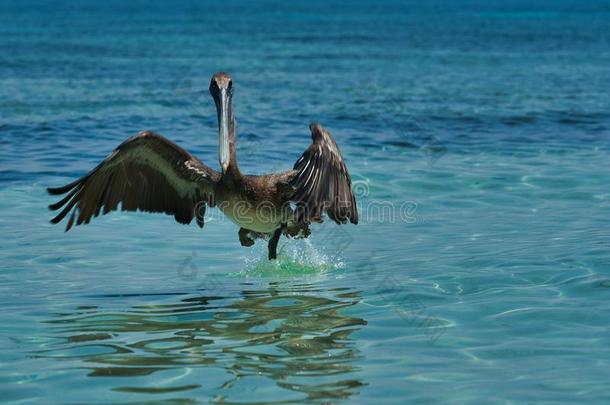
2,0,610,403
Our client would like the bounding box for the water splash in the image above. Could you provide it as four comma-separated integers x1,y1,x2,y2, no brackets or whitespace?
236,240,345,277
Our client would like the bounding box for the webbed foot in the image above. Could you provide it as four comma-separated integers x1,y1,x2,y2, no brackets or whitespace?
239,227,255,247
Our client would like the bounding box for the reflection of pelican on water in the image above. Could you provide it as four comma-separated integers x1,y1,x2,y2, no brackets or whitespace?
40,282,367,402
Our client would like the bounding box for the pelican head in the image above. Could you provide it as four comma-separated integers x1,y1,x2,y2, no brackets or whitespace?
209,72,234,174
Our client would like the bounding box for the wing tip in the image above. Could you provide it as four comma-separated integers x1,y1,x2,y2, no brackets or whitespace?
48,200,64,211
47,174,86,194
309,122,321,131
308,122,326,140
47,185,68,196
49,212,75,232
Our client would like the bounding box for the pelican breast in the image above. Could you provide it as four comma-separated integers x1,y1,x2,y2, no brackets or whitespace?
217,193,286,234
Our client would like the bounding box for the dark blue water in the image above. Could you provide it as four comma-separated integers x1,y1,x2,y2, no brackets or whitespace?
1,1,610,403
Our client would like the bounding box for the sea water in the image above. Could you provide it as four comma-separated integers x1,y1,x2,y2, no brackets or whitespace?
1,1,610,403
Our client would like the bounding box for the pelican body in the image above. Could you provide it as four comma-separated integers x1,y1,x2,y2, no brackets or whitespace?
48,72,358,259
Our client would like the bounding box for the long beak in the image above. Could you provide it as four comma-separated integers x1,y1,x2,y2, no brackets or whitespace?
218,88,230,174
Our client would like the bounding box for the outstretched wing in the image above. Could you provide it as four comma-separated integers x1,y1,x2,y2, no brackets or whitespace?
48,131,220,231
289,123,358,224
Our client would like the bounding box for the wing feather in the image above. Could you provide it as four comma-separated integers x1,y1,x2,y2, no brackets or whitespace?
48,131,219,231
289,123,358,225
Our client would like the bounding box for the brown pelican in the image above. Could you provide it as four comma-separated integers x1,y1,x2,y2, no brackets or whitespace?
48,72,358,260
